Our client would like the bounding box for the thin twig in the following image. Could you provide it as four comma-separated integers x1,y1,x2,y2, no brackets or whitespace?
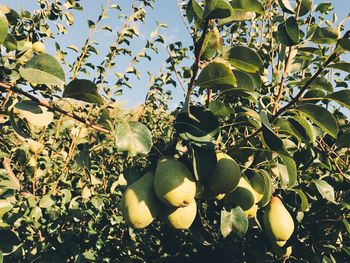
0,82,110,134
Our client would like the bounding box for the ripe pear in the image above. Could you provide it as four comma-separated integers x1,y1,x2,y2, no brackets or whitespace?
263,197,295,247
154,157,196,207
121,172,160,229
32,41,45,53
208,152,241,195
162,200,197,229
225,176,258,218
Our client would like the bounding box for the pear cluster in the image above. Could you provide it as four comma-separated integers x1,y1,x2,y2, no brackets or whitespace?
121,156,197,230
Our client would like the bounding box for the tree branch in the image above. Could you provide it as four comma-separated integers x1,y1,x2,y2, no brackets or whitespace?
0,82,111,134
183,19,210,112
233,51,339,149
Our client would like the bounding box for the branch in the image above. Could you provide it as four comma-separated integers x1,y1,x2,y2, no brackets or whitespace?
233,51,339,149
183,19,210,112
0,82,111,134
2,157,21,190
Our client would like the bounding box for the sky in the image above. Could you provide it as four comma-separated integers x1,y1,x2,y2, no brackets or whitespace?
2,0,350,108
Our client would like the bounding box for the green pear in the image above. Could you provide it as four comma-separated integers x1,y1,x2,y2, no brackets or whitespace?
263,196,295,247
162,200,197,229
208,152,241,195
154,157,196,207
121,172,160,229
225,176,258,218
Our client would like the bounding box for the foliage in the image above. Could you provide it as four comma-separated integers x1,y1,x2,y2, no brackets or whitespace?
0,0,349,262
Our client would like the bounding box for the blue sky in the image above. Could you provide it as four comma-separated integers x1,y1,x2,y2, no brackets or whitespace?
2,0,350,108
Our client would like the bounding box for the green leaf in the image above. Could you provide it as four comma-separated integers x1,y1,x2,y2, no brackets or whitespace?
279,155,297,188
278,0,295,14
39,195,55,208
204,0,233,19
313,179,336,203
293,104,338,138
315,2,333,13
201,27,221,60
336,132,350,148
208,101,231,117
325,90,350,110
63,79,104,105
196,62,236,89
218,10,255,24
220,207,248,238
298,0,312,16
115,122,153,157
231,0,264,14
256,170,273,207
175,106,220,145
233,70,255,90
285,16,300,44
343,219,350,235
0,229,21,255
311,27,339,44
19,53,65,86
226,46,263,73
186,0,204,25
14,101,54,127
0,250,3,263
293,189,309,212
0,10,8,45
327,62,350,73
191,145,217,182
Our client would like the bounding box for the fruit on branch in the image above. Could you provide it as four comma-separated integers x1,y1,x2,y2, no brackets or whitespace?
161,200,197,230
225,176,259,218
263,196,295,247
154,157,196,208
121,172,160,229
207,152,240,196
32,41,46,53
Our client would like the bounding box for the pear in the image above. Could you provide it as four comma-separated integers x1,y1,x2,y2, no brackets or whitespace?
121,172,160,229
154,157,196,207
263,197,295,247
208,152,241,195
162,200,197,229
225,176,258,218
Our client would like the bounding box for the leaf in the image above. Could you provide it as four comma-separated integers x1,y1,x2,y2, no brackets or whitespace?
39,195,55,208
293,104,338,138
220,207,248,238
201,28,221,60
233,70,255,90
311,27,339,44
204,0,233,19
279,155,297,188
293,189,309,212
315,2,333,13
175,106,220,145
336,132,350,148
218,10,255,24
14,101,54,127
208,101,231,117
314,179,336,203
231,0,264,14
257,170,273,207
191,145,217,182
0,229,21,255
0,250,2,263
19,53,65,86
285,16,300,44
325,90,350,110
343,219,350,235
226,46,263,73
289,115,316,144
115,122,152,157
3,33,17,51
196,62,236,90
63,79,103,105
298,0,312,16
327,62,350,73
277,23,296,46
0,10,8,45
186,0,204,25
278,0,295,14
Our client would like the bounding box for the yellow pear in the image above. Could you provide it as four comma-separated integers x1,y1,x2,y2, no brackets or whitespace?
263,197,295,247
121,172,160,229
162,200,197,229
32,41,45,53
208,152,241,195
154,157,196,207
271,242,292,258
225,177,258,218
